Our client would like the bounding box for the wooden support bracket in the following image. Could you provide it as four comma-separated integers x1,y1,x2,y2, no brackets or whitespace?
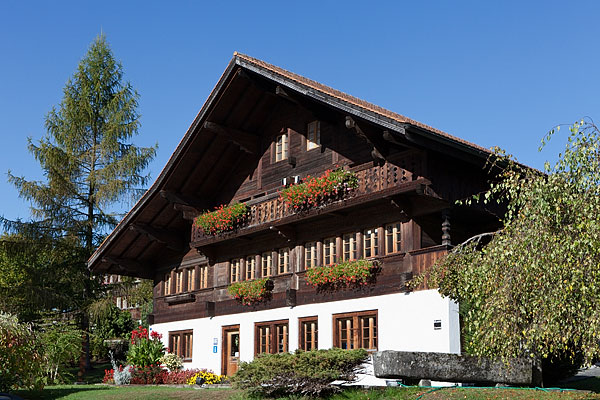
130,223,186,252
345,116,386,162
203,121,259,154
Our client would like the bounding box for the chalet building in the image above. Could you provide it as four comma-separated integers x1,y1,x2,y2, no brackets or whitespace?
88,53,500,376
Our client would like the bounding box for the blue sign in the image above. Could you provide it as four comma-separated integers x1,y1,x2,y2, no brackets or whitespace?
213,345,218,353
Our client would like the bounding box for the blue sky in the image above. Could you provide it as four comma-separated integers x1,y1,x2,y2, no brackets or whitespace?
1,1,599,223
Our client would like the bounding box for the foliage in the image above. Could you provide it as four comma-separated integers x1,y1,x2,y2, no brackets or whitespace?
40,321,83,383
306,259,376,288
92,304,135,340
0,312,46,391
187,369,225,385
194,203,249,235
109,351,132,385
126,326,165,367
129,364,165,384
232,348,367,397
227,278,270,305
280,168,358,210
415,120,600,365
160,352,183,371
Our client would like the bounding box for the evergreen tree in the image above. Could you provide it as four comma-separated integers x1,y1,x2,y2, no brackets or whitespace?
8,34,156,254
5,34,157,373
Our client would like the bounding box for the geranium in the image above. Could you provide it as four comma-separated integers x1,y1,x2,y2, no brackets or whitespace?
306,259,376,288
227,278,270,305
194,202,249,235
280,168,358,211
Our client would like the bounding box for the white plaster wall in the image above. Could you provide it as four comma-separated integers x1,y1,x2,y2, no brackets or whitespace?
150,289,460,373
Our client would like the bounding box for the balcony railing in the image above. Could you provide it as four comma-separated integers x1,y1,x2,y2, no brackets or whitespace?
191,155,426,245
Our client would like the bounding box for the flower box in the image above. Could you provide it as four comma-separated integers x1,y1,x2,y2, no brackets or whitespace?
280,168,358,211
194,202,249,235
227,278,273,305
306,259,376,288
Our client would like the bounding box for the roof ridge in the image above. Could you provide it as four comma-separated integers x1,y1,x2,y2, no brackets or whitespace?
233,52,491,155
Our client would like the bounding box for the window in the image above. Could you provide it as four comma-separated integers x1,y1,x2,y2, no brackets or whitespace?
304,242,317,269
246,256,256,280
199,266,209,289
275,133,288,162
333,311,378,351
255,320,288,355
175,270,184,293
385,222,402,254
169,330,193,361
307,121,321,150
230,259,241,283
363,228,379,258
342,233,358,261
187,268,196,291
278,248,290,274
262,252,273,277
164,272,172,296
323,237,337,265
299,317,318,351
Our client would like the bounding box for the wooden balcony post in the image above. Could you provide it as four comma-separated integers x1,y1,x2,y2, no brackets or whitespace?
442,209,451,246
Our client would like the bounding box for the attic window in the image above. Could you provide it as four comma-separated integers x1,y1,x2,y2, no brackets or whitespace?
275,133,288,162
307,121,320,150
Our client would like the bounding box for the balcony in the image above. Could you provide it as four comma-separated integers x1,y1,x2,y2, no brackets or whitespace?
191,159,432,247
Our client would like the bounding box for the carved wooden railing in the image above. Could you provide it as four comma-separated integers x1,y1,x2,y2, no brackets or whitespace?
191,156,424,244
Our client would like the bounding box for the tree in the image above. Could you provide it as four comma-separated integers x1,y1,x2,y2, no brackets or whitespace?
8,34,156,254
418,120,600,370
5,34,157,373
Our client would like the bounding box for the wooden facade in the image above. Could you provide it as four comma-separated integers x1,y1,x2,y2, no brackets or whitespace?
88,53,500,355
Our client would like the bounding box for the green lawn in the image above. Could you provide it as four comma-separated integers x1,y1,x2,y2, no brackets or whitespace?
12,385,600,400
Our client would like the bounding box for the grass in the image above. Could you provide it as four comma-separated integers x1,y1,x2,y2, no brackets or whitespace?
11,385,600,400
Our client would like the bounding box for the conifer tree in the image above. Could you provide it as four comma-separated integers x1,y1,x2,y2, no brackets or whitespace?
8,34,156,254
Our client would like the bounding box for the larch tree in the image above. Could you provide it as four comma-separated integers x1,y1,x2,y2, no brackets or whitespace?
8,34,156,254
6,34,157,372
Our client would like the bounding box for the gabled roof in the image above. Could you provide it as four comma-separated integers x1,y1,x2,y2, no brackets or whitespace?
88,52,493,275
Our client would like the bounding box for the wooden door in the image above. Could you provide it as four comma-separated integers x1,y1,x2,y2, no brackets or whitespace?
223,326,240,376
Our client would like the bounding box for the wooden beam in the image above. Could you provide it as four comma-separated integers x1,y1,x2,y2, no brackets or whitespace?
345,116,387,162
130,223,186,252
160,190,206,209
275,85,300,105
203,121,259,154
269,225,296,242
173,203,199,221
102,257,153,279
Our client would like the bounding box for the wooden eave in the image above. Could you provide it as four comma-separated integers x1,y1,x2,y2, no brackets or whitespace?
88,52,498,278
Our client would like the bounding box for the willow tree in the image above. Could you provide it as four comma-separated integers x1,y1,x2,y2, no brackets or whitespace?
8,34,156,255
419,120,600,373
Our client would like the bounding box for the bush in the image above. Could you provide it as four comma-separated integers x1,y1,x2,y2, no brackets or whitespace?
160,352,183,371
91,304,134,360
39,321,82,384
232,348,367,397
130,364,166,384
0,312,45,391
126,326,164,367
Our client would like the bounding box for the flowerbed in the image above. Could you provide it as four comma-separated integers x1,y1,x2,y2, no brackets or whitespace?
194,203,249,235
280,169,358,211
103,367,224,385
227,278,270,305
306,259,376,287
186,369,225,385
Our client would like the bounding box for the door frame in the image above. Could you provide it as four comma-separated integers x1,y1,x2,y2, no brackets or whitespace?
221,324,240,376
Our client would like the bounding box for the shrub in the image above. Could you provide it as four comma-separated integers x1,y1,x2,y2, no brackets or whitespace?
306,259,376,288
232,348,367,397
39,321,82,384
109,351,132,385
280,169,358,210
126,326,165,367
194,203,249,235
163,369,200,384
187,369,225,385
91,304,134,360
0,312,45,391
160,352,184,371
130,363,166,384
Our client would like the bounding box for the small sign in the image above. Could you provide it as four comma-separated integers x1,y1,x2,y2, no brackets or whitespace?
434,320,442,330
213,337,218,345
213,345,218,353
